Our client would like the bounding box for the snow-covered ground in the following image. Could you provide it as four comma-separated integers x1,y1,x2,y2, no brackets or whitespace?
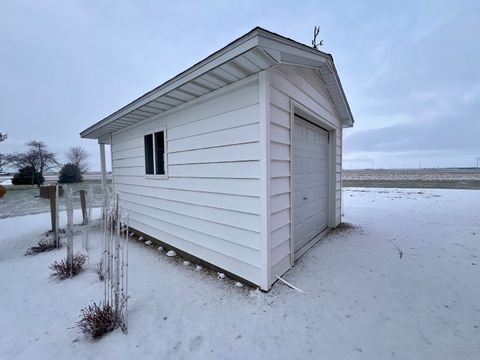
0,189,479,359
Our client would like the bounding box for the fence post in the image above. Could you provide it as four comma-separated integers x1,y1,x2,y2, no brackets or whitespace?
49,186,56,233
80,190,88,226
55,185,60,248
65,186,74,275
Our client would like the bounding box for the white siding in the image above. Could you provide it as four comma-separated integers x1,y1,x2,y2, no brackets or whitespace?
111,77,263,285
268,66,343,286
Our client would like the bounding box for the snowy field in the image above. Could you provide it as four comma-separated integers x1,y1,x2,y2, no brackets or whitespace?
0,183,105,219
343,169,480,189
0,188,479,359
343,169,480,181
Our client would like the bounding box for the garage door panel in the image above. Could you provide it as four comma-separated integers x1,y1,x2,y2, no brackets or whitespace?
293,155,303,174
295,200,325,222
293,115,329,258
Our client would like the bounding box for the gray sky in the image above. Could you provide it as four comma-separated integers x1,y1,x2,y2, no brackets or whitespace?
1,0,479,170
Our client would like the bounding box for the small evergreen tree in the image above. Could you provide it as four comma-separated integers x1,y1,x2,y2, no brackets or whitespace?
59,163,83,183
12,166,45,186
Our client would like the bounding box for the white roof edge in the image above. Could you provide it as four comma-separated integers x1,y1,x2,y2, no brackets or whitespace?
81,29,262,138
255,29,354,127
81,27,354,138
325,61,355,128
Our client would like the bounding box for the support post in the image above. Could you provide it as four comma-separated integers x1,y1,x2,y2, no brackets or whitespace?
100,143,107,193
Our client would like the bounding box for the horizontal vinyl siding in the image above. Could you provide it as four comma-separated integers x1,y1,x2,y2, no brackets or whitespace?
111,78,262,285
268,66,343,285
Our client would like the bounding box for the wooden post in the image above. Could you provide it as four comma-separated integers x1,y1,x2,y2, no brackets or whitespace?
55,184,60,248
80,190,88,226
49,186,56,232
65,186,74,274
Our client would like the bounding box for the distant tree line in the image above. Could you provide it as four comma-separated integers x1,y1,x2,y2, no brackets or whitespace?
1,135,90,186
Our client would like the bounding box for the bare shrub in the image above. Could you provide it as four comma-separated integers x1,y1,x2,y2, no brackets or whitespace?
25,238,59,256
95,262,104,281
77,302,124,339
50,253,87,280
45,228,66,236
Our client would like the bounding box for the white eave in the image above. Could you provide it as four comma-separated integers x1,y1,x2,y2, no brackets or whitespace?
80,27,354,141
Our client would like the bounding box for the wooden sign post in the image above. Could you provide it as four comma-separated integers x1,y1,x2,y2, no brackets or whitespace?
79,190,88,226
49,186,57,232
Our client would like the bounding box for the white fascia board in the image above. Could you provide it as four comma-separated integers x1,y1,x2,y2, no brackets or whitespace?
325,61,355,128
81,34,261,139
257,32,354,128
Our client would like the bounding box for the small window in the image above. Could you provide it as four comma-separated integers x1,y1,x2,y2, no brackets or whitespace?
144,134,154,174
144,130,166,176
154,131,165,175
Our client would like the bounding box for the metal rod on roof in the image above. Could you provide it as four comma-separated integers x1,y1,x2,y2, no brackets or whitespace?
312,26,324,49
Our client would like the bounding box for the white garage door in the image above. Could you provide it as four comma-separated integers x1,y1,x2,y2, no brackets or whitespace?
293,115,329,259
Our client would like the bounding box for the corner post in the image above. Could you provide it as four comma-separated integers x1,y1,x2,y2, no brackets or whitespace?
259,70,271,290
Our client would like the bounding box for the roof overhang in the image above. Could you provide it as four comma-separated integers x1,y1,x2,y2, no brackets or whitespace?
81,27,354,141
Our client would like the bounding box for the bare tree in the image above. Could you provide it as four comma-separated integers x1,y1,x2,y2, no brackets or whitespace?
66,146,89,173
29,141,58,176
5,140,58,186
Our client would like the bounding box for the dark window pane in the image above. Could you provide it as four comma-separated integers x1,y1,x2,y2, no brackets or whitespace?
155,131,165,175
144,134,154,174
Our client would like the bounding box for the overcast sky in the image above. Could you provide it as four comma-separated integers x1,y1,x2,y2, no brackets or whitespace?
1,0,479,170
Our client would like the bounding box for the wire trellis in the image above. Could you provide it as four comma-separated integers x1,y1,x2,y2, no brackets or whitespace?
100,188,129,332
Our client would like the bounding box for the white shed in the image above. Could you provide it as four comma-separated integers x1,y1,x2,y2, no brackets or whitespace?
81,27,354,290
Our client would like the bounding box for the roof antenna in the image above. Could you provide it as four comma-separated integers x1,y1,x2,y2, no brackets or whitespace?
312,26,324,49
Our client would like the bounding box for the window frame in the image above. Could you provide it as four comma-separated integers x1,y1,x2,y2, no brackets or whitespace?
144,127,168,179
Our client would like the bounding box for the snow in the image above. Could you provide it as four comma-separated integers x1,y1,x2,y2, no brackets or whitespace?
0,177,12,185
144,240,152,246
183,261,191,266
1,188,479,359
166,250,176,257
